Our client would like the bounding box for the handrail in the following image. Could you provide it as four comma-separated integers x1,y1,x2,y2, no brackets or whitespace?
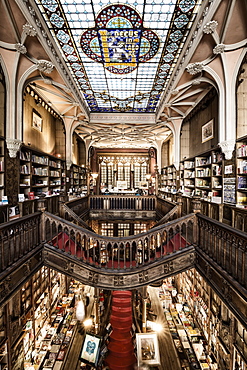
153,204,179,227
61,203,94,232
197,213,247,289
44,211,196,270
89,195,156,211
0,212,42,273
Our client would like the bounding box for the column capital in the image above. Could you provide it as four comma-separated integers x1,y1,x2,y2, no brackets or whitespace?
6,138,22,158
218,139,235,160
66,159,73,170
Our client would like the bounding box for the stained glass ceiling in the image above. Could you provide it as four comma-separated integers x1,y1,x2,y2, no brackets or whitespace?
36,0,202,113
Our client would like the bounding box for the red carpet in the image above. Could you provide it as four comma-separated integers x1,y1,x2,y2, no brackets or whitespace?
104,291,136,370
51,232,189,268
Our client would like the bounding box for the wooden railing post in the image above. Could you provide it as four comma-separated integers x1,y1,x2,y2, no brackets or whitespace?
176,192,183,218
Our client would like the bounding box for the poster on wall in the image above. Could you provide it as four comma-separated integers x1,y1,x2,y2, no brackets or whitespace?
136,332,160,367
80,333,102,367
223,177,236,204
32,109,43,132
202,119,214,143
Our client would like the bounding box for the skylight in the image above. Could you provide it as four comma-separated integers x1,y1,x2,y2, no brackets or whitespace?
35,0,202,113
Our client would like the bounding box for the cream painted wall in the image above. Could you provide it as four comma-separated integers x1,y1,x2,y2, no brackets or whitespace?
23,94,57,155
237,64,247,139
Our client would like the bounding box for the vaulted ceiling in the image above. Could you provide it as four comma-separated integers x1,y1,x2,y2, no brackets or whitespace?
1,0,246,148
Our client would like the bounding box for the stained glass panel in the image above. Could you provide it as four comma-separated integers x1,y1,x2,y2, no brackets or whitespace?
35,0,202,113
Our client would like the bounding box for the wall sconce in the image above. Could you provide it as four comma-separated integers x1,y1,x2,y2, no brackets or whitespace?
146,174,152,180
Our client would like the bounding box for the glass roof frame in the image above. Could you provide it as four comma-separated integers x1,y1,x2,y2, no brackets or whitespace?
35,0,202,113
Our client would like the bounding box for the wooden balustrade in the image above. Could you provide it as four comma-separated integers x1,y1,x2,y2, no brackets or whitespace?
0,212,42,273
44,212,196,271
197,214,247,289
89,195,156,211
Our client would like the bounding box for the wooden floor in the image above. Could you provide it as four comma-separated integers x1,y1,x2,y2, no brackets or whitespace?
64,286,181,370
147,286,181,370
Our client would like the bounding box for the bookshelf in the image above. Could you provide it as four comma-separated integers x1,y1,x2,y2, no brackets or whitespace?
236,140,247,207
0,138,5,202
183,160,195,197
195,154,212,199
159,165,177,194
69,164,87,194
19,146,66,198
177,149,224,203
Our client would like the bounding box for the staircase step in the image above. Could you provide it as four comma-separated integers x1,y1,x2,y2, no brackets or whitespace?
111,306,132,314
108,341,134,353
105,352,136,367
112,297,131,304
112,291,132,298
110,330,132,342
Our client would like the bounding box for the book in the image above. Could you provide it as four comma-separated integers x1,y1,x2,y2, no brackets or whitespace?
18,194,25,202
1,196,8,205
28,191,35,200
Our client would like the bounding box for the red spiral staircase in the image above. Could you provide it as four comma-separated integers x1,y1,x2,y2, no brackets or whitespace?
104,291,137,370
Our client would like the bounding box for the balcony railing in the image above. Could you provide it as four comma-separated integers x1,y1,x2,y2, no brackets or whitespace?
0,212,42,273
197,214,247,288
44,212,196,270
89,195,156,211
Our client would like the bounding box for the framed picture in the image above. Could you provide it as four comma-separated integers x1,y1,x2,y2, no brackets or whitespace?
202,119,214,143
79,332,102,367
32,109,43,132
136,332,160,367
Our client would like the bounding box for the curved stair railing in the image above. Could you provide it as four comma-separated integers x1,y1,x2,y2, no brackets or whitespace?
44,211,196,271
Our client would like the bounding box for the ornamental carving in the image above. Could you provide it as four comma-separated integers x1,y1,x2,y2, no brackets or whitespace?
203,20,218,34
213,44,225,54
15,43,27,54
23,23,37,37
24,261,31,276
36,60,54,74
88,271,98,284
186,62,204,75
6,139,22,158
66,160,73,170
114,276,124,286
192,79,201,85
219,140,235,160
222,279,232,302
139,271,149,283
64,262,74,274
164,261,174,274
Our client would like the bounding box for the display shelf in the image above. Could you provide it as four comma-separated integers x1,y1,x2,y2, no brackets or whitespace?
161,279,217,370
24,277,79,370
69,164,87,194
159,165,177,194
236,139,247,207
178,149,223,203
19,146,66,197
